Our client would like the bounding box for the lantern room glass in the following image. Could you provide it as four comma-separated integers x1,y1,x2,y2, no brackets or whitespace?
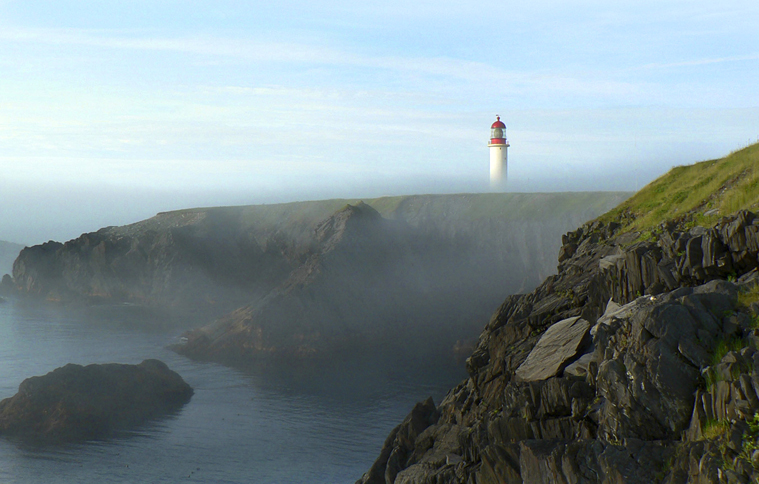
491,127,504,139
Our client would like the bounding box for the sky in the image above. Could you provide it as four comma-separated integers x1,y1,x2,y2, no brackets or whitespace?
0,1,758,244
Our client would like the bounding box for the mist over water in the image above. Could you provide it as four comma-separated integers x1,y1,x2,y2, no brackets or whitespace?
0,301,466,483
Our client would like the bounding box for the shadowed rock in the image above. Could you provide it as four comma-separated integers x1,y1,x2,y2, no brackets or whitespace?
0,359,193,443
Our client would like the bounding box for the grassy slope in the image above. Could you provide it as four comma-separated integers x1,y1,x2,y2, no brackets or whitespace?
599,143,759,233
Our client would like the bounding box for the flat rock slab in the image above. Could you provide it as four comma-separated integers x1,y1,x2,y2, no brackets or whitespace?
0,359,193,443
515,316,591,382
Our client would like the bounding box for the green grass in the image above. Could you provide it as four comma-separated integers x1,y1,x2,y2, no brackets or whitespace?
598,143,759,233
738,284,759,308
702,419,729,439
703,368,722,389
711,336,750,366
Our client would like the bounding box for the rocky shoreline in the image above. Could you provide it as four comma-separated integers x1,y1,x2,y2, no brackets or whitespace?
358,210,759,483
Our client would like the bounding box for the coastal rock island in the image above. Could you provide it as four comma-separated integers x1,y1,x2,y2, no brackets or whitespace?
0,359,193,443
358,145,759,482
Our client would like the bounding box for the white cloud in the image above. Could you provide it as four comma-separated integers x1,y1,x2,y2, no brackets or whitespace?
0,26,656,106
640,53,759,69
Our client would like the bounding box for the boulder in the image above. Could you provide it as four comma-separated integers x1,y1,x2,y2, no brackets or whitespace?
0,359,193,443
515,316,591,382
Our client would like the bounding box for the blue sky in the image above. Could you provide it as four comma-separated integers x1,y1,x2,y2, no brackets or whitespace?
1,1,758,243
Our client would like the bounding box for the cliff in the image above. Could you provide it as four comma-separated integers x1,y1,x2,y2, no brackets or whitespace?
358,144,759,483
10,192,628,362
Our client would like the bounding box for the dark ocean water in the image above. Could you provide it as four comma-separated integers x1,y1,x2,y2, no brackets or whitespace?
0,300,467,483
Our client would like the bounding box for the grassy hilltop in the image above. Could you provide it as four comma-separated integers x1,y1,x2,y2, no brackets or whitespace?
600,142,759,233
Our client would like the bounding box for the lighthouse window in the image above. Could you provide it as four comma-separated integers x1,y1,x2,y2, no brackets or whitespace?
491,127,504,139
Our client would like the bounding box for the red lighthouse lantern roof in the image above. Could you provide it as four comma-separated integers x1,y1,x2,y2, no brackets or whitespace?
491,116,506,129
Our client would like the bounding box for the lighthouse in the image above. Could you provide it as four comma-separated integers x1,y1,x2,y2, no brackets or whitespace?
488,115,509,189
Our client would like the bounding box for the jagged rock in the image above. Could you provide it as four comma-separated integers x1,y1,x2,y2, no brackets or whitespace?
356,397,439,484
515,317,591,382
0,359,193,443
518,439,672,484
360,210,759,483
590,285,737,440
564,352,593,378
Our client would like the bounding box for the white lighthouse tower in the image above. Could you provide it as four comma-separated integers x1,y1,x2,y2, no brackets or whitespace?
488,115,509,189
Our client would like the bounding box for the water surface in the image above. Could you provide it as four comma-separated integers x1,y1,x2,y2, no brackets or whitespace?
0,301,466,483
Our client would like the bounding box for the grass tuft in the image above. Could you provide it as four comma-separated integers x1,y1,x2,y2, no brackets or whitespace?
711,337,750,366
702,419,729,439
738,284,759,308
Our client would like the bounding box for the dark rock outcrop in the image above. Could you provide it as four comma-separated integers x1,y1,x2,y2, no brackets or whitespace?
359,210,759,483
0,359,193,443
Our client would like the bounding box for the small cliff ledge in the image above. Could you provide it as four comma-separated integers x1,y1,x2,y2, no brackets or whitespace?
0,359,193,443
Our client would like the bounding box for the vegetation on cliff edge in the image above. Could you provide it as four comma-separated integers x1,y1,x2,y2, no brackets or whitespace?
599,143,759,233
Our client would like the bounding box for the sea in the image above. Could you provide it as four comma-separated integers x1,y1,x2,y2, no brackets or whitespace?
0,300,467,483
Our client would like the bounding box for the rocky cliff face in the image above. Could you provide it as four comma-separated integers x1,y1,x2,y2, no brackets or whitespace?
12,207,293,313
358,210,759,484
10,193,628,361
